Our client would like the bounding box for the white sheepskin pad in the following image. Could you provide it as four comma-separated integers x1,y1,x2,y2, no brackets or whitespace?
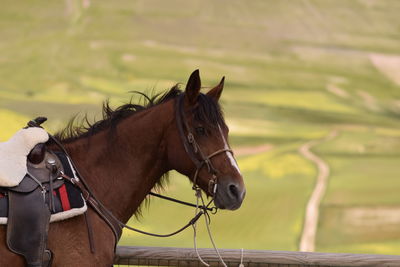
0,128,49,187
0,200,87,225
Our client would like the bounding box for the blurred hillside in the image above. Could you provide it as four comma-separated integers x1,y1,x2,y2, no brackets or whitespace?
1,0,400,254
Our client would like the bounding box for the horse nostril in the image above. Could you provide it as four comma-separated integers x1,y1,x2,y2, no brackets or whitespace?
228,184,239,200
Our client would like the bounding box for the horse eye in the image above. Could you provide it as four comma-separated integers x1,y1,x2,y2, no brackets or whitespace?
195,127,206,135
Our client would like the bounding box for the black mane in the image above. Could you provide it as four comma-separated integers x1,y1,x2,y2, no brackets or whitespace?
55,85,225,143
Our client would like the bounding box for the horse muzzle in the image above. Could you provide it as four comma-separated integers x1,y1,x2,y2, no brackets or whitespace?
213,178,246,210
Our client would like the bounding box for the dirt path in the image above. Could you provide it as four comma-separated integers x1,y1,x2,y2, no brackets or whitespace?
298,130,338,252
369,53,400,86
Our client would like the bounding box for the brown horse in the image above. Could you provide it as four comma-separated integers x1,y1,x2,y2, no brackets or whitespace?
0,70,245,266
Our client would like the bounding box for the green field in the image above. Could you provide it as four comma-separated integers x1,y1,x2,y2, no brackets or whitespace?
1,0,400,255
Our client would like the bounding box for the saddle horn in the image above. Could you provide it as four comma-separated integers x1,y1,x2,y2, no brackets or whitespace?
25,117,48,165
26,117,48,128
28,143,46,165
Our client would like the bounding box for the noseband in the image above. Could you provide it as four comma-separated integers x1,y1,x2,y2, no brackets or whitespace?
175,94,234,195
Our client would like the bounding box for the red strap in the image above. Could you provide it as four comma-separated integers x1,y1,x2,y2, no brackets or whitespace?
59,184,71,211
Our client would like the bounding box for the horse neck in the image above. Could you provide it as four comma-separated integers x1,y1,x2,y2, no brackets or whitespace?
63,101,174,223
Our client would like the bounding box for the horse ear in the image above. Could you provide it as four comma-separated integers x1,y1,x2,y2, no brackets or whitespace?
207,76,225,101
185,69,201,105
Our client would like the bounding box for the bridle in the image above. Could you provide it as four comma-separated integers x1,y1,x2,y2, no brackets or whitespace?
175,93,234,196
173,94,235,267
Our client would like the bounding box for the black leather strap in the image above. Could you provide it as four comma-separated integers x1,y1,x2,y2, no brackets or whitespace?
50,136,123,249
175,95,203,169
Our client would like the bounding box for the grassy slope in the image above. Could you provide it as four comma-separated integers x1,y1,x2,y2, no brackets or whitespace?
1,0,400,254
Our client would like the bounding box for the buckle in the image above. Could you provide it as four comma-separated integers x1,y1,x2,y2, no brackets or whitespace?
82,190,90,201
208,178,217,195
187,133,194,143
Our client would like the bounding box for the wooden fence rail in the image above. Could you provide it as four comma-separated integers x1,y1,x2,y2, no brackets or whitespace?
114,246,400,267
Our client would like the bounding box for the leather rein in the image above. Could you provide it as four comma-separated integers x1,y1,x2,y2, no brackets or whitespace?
34,93,234,249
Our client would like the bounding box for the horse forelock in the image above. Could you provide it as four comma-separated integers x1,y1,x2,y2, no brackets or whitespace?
194,93,225,129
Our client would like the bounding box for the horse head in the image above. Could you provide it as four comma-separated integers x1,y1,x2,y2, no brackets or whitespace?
167,70,246,210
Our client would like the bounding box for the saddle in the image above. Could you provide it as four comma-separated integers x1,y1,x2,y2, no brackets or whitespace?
0,122,87,267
